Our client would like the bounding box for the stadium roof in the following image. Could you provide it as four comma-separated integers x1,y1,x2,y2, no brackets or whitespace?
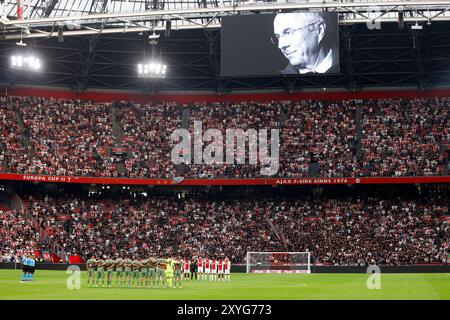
0,1,450,93
1,1,450,39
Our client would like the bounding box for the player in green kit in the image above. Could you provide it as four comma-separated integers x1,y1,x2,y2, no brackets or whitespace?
131,257,140,287
86,255,96,287
124,256,133,287
138,258,148,288
105,256,115,287
148,257,158,288
166,258,175,288
115,257,125,287
95,257,106,287
156,258,166,288
174,258,183,288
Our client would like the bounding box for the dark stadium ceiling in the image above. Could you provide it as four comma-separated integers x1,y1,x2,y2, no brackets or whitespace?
0,0,450,92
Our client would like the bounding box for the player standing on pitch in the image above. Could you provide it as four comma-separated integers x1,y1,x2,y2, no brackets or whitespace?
156,258,166,288
124,256,133,287
149,257,157,287
131,257,140,287
218,257,224,281
211,258,217,281
183,257,190,280
29,254,36,281
115,256,124,287
105,256,115,287
205,257,211,281
165,257,175,288
95,256,106,287
86,255,96,287
20,254,28,282
174,258,183,288
139,258,148,288
198,256,204,280
224,257,231,282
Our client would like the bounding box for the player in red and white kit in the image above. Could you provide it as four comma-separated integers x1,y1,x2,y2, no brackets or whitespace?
211,258,217,281
198,256,204,281
205,257,211,281
224,257,231,282
217,258,224,281
183,258,190,280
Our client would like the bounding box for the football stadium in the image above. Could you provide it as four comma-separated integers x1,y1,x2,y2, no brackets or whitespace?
0,0,449,303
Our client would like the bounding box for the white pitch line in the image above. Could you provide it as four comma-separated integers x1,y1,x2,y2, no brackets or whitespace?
289,283,307,287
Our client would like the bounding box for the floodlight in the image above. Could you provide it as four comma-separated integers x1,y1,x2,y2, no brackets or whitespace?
15,40,27,47
411,22,422,30
137,61,167,78
10,54,42,71
148,32,159,40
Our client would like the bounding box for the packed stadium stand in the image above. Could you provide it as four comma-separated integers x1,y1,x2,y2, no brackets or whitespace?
1,92,449,267
0,96,448,179
1,183,448,266
0,97,31,173
116,102,182,178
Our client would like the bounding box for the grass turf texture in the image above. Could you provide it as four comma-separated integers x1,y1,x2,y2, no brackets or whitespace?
0,270,449,300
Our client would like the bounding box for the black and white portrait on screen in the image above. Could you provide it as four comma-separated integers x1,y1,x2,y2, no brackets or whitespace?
220,8,339,76
271,11,339,74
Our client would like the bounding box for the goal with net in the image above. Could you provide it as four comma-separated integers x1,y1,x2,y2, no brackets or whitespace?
246,251,311,274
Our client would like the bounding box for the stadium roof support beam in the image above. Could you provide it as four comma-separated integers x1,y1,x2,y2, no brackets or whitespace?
409,28,432,90
7,2,450,25
2,1,450,39
204,29,223,94
43,0,59,18
341,24,359,92
280,77,297,94
73,35,100,92
89,0,109,14
2,1,450,26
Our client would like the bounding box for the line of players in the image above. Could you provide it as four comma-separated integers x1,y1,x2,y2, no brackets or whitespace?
185,257,231,282
86,256,231,288
86,256,182,288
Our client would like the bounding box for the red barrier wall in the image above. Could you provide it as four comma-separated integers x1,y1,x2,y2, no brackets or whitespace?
3,86,450,104
0,173,449,185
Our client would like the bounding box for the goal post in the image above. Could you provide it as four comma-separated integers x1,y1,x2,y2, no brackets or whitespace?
246,251,311,274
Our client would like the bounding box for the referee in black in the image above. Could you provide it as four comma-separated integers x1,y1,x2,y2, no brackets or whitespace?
190,258,198,280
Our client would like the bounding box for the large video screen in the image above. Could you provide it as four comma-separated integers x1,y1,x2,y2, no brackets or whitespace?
221,12,339,76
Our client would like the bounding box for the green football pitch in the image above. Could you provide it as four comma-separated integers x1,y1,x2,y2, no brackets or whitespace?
0,270,449,300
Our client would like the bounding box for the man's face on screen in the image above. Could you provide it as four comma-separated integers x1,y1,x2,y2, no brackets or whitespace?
273,13,323,69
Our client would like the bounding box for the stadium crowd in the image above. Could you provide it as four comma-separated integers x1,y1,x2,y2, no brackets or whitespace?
1,191,446,266
272,196,449,265
116,103,181,178
0,96,448,178
180,101,281,178
0,207,40,263
0,97,31,173
279,100,359,178
15,96,117,176
361,98,449,176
